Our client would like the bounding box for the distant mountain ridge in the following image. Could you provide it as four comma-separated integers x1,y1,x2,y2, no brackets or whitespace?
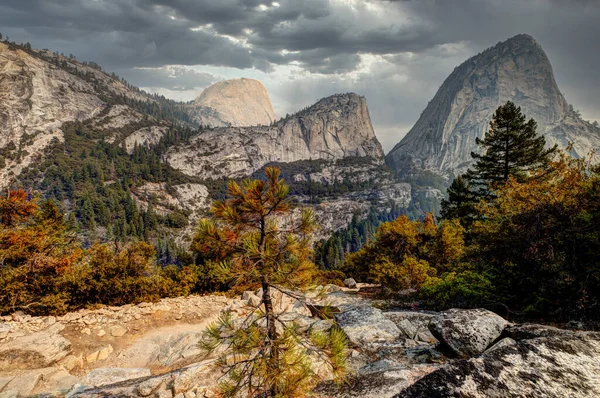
386,34,600,178
188,78,277,127
0,39,399,243
167,92,385,180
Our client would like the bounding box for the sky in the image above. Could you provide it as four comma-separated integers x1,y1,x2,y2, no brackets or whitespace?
1,0,598,152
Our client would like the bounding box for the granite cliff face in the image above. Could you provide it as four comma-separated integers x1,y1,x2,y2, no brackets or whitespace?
0,42,168,187
386,34,600,178
0,41,398,242
188,78,277,127
167,93,384,180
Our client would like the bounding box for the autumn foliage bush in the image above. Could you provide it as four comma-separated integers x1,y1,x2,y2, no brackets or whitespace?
343,214,476,295
0,190,202,315
343,155,600,320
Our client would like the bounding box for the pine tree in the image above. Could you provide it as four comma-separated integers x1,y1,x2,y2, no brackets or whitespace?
440,175,477,225
442,101,558,222
195,167,347,397
467,101,557,194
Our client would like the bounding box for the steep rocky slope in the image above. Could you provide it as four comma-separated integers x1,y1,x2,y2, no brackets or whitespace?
386,34,600,178
0,42,103,185
0,40,402,244
2,290,598,397
0,42,176,187
188,78,277,127
167,93,384,180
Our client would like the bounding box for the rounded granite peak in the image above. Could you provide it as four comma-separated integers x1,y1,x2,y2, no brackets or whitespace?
189,78,277,127
386,33,600,178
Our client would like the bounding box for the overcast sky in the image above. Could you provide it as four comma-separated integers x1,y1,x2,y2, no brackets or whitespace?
1,0,598,152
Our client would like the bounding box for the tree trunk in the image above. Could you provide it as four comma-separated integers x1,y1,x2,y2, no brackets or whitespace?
261,278,278,397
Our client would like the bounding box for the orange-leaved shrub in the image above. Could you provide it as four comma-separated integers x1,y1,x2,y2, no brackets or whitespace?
0,190,205,315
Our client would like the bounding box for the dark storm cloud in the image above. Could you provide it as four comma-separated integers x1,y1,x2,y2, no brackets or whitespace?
117,66,217,92
0,0,598,151
0,0,442,73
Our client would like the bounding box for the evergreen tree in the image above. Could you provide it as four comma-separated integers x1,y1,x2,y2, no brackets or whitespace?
195,167,347,397
440,175,477,225
467,101,557,194
442,101,558,222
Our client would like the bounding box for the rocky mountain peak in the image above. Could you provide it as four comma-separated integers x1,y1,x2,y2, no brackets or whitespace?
188,78,277,127
166,92,385,180
386,33,600,178
279,92,384,159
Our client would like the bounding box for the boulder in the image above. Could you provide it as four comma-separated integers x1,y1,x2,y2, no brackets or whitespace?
315,363,441,398
3,371,42,396
241,291,261,307
398,334,600,397
0,323,71,370
110,325,128,337
335,306,401,346
405,346,443,364
172,361,212,394
137,378,164,397
429,308,507,357
79,368,151,388
484,337,516,354
384,311,437,345
344,278,357,288
503,323,600,340
397,319,418,340
67,361,219,397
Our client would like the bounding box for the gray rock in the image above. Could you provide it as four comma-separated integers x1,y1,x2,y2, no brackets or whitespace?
344,278,357,288
397,319,418,339
429,308,507,358
188,78,277,128
398,334,600,397
315,363,441,398
405,346,443,364
358,359,404,375
503,323,600,341
246,293,262,307
137,378,164,397
80,368,151,388
484,337,517,354
0,323,71,370
387,33,600,178
335,305,401,346
166,93,385,181
384,311,438,344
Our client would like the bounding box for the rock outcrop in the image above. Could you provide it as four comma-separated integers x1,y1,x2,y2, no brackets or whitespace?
387,34,600,178
2,289,600,398
0,323,71,370
335,305,401,346
429,308,508,358
0,42,167,188
188,78,277,127
0,42,104,185
166,93,385,180
399,329,600,397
